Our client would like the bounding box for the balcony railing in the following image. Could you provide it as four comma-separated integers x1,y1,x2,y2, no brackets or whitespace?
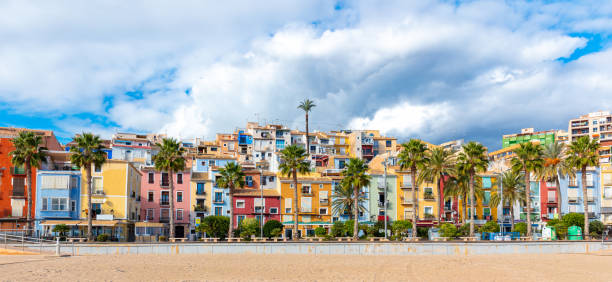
423,193,435,200
160,200,170,206
588,212,597,218
320,199,329,205
196,190,206,196
299,208,312,213
213,199,224,204
10,167,25,175
93,190,105,195
12,187,24,197
377,183,386,191
400,183,413,189
194,205,207,212
161,181,170,187
159,217,170,223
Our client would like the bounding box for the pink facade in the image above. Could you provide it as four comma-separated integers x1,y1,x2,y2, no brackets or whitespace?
140,169,191,236
232,189,281,228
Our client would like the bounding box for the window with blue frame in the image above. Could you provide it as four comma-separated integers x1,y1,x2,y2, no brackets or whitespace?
483,191,491,205
214,207,223,215
246,176,253,187
276,140,285,149
386,140,392,147
214,192,223,203
482,177,491,188
92,203,102,215
196,183,205,195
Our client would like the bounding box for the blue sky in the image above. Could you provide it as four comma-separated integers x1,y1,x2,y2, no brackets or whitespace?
1,0,612,150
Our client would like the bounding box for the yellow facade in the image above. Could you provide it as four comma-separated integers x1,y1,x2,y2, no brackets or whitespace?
80,160,141,221
279,175,333,236
394,171,439,221
190,172,211,215
456,175,499,224
601,164,612,225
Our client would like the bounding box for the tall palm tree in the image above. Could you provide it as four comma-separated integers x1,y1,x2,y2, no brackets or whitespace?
152,138,186,239
10,131,47,234
444,165,484,225
341,158,371,239
511,142,544,237
331,181,368,220
298,99,316,155
490,170,526,231
398,139,429,239
566,136,600,239
457,141,489,236
278,145,310,240
537,142,574,220
216,162,245,239
419,147,456,224
69,133,107,241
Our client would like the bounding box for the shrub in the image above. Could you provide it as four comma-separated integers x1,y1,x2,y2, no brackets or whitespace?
417,227,429,239
514,222,527,235
562,213,584,229
263,220,283,238
270,228,283,238
439,223,457,238
547,219,568,239
52,224,70,237
479,221,500,233
196,216,230,239
344,220,355,237
366,226,379,237
331,221,345,237
158,235,167,242
315,227,327,237
391,220,412,237
97,234,109,242
589,220,604,236
239,218,259,240
457,224,470,236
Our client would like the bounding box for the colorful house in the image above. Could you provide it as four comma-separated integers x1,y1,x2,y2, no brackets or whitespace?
189,171,210,236
394,170,440,226
601,164,612,226
232,189,281,228
279,176,333,238
139,167,191,238
79,160,141,241
455,174,500,228
559,167,601,221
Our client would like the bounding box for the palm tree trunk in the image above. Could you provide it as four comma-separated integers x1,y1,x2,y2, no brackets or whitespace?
510,205,515,232
305,113,310,156
86,166,93,241
411,169,417,239
25,160,32,235
462,195,466,225
582,166,589,240
436,175,441,224
469,172,475,237
555,175,562,220
525,170,532,237
353,184,359,240
228,185,234,239
293,169,299,240
169,170,175,239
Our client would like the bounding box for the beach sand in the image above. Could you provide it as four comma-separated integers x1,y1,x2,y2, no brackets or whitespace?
1,251,612,281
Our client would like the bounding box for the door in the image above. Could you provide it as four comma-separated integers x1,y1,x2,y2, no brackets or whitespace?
175,226,185,238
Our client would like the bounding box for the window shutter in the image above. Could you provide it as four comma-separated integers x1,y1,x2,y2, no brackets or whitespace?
285,198,292,209
319,191,328,200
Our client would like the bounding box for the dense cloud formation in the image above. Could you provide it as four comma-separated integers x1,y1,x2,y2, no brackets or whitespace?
1,0,611,149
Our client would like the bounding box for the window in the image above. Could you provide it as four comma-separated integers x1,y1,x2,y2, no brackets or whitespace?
176,209,183,221
261,176,267,186
209,160,215,166
586,173,594,187
94,164,102,173
148,172,154,184
161,173,169,186
483,208,491,217
246,176,253,187
483,191,491,205
482,177,492,188
424,206,433,216
71,200,76,212
269,207,278,214
148,191,154,202
237,215,246,226
319,207,328,215
214,207,222,215
301,197,312,212
196,183,205,195
301,185,311,194
214,192,223,203
177,173,183,184
146,209,154,220
176,191,183,203
51,198,68,211
42,198,48,210
92,203,101,215
386,140,392,147
161,191,169,205
285,198,292,213
160,209,170,220
236,200,245,208
319,184,323,189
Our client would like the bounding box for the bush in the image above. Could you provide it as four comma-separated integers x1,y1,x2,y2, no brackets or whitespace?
196,216,230,239
158,235,167,242
589,220,604,236
391,220,412,237
366,226,379,237
52,224,70,237
239,218,259,240
263,220,283,238
562,213,584,229
479,221,500,233
344,220,355,237
270,228,283,238
315,227,327,237
439,223,457,238
331,221,345,237
514,222,527,235
97,234,109,242
457,224,470,236
547,219,568,239
417,227,429,239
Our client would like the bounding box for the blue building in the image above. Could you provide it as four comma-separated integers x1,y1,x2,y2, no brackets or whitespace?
193,157,235,218
559,167,600,220
35,169,81,237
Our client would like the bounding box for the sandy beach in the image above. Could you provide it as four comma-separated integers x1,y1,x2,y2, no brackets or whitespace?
1,251,612,281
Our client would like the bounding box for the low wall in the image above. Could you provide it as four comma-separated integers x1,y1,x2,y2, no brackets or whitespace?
29,241,612,256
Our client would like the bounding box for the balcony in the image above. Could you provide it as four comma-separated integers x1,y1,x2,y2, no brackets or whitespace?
213,199,224,204
11,167,26,175
400,182,414,189
299,208,313,213
301,190,313,196
423,193,435,201
160,200,170,206
196,190,206,196
547,198,557,203
161,181,170,188
588,212,597,218
93,190,105,196
401,197,414,205
194,205,207,212
159,217,170,223
377,183,386,191
568,197,579,203
319,199,329,205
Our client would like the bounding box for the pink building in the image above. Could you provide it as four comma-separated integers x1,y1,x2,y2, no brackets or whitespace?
140,168,191,238
232,189,281,229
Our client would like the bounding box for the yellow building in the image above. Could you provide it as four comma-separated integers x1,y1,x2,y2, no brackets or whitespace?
80,160,141,241
190,171,212,234
279,175,332,237
455,174,499,226
394,170,439,224
600,164,612,225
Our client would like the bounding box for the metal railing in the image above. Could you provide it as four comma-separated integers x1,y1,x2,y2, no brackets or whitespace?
0,230,68,256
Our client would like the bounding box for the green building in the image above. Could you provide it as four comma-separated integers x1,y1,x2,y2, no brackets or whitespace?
502,128,561,148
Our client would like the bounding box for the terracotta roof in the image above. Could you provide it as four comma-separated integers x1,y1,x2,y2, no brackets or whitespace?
234,189,280,197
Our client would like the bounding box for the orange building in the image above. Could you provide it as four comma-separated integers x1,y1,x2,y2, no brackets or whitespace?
0,128,62,230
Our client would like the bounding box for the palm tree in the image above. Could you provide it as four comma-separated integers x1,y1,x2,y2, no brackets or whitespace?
538,142,574,220
566,136,600,239
419,147,456,224
444,166,484,225
341,158,371,239
298,99,316,155
69,133,107,241
457,141,489,236
10,131,47,234
278,145,310,240
152,138,186,239
331,182,368,220
397,139,429,239
490,171,526,231
511,142,544,237
216,162,245,239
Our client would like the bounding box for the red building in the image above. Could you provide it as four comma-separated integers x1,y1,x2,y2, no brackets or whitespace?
539,179,559,221
232,189,281,228
0,128,62,230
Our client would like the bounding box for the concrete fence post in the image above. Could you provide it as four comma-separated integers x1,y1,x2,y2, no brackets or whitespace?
56,237,60,256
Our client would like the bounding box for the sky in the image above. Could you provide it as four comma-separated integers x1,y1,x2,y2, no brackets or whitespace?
1,0,612,150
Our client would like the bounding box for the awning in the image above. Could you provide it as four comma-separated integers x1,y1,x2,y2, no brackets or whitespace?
135,222,166,228
282,221,333,226
40,220,83,226
77,220,118,227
